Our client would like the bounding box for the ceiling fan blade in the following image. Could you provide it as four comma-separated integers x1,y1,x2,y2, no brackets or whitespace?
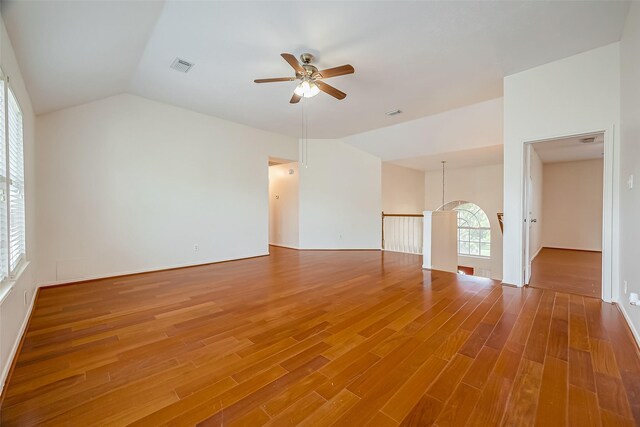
290,93,302,104
316,64,354,79
254,77,296,83
281,53,305,74
316,80,346,100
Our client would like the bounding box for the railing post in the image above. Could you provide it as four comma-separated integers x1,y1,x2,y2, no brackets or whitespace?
381,211,385,250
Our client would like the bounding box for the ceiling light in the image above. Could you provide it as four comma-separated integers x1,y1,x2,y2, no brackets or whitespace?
294,80,320,98
386,109,402,116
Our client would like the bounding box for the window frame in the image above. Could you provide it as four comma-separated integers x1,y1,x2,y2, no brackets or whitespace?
0,72,7,284
0,70,26,283
453,202,491,258
6,84,25,277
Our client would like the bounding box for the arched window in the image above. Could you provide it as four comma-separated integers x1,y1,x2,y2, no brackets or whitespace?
439,201,491,257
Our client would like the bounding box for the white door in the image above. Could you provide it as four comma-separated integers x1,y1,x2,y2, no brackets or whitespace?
525,175,534,284
524,145,533,284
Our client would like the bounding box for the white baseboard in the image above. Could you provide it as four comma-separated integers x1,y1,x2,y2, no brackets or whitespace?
39,253,269,288
0,287,37,397
530,246,543,262
269,244,299,250
299,247,381,251
614,301,640,348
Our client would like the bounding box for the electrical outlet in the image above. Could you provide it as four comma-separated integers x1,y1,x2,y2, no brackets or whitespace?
624,280,628,294
24,291,27,306
194,244,199,252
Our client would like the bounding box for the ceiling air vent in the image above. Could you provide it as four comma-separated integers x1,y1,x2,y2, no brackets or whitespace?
579,137,596,144
386,109,402,116
170,58,194,73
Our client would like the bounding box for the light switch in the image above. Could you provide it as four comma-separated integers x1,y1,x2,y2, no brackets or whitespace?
628,175,634,189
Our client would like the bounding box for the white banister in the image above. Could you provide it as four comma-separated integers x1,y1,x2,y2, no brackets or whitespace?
382,213,423,255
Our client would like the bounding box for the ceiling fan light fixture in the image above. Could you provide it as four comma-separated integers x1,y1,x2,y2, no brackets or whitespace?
294,80,320,98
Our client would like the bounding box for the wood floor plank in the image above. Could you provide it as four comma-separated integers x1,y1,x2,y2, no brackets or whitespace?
1,247,639,426
502,359,544,427
298,389,360,427
594,372,634,420
523,290,555,364
461,346,499,390
400,393,443,426
427,353,473,402
568,385,602,427
569,347,597,392
535,356,568,426
380,355,448,422
433,382,481,427
263,391,326,426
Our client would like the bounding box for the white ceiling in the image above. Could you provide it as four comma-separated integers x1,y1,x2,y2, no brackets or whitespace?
345,97,503,161
392,144,503,171
532,133,605,164
2,1,631,139
1,1,165,114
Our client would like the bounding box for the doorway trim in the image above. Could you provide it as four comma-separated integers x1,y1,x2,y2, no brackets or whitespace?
522,128,614,302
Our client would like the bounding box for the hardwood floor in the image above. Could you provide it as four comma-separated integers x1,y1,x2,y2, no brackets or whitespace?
530,248,602,298
1,246,639,426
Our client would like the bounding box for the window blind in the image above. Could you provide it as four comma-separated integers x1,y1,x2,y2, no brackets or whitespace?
0,79,7,282
7,88,24,274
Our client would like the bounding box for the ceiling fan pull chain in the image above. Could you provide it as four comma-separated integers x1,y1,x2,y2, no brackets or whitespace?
305,99,309,168
301,98,305,167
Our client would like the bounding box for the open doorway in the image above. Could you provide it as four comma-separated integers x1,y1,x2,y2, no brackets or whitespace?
384,146,504,281
523,133,605,298
268,157,299,251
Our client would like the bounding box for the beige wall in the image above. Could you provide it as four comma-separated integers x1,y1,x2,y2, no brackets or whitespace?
298,139,382,249
36,94,298,286
425,163,503,280
269,163,299,248
503,43,619,287
620,1,640,339
382,162,425,213
542,159,603,251
0,11,37,394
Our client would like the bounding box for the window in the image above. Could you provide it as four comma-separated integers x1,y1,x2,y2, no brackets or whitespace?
7,88,25,273
0,72,26,283
0,78,7,282
455,202,491,257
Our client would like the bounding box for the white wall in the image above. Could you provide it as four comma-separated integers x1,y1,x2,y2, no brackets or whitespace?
529,148,544,260
382,162,424,213
268,162,299,249
542,159,603,251
619,3,640,340
298,139,381,249
344,98,503,161
503,43,620,292
36,94,297,285
0,12,37,394
425,163,503,280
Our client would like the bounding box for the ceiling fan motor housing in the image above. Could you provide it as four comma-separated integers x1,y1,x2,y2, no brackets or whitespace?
300,53,314,64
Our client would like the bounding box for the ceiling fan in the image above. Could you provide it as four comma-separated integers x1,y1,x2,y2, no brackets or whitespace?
254,53,354,104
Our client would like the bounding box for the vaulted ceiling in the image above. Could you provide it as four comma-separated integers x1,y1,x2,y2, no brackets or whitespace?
2,1,631,139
